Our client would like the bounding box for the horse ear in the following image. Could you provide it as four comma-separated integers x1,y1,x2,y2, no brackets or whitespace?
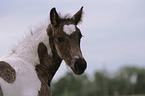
72,6,83,25
50,7,60,27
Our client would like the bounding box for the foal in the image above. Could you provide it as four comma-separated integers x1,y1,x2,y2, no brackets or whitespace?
0,7,87,96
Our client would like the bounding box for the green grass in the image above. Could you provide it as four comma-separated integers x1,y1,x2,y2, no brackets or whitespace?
121,95,145,96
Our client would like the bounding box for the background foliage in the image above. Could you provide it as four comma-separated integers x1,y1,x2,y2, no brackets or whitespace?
52,66,145,96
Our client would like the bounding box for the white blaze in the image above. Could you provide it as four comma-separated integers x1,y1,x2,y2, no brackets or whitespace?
63,24,76,35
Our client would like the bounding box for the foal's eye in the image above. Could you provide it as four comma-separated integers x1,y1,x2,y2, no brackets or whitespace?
57,37,64,42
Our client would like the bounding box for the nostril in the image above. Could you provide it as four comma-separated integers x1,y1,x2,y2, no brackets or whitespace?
74,58,87,71
74,61,78,70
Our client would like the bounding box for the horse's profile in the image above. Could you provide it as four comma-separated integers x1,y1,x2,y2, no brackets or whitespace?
0,7,87,96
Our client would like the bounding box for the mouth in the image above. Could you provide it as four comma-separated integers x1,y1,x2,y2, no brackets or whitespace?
73,67,86,75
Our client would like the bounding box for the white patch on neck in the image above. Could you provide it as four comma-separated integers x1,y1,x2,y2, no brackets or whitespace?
7,25,52,66
63,24,76,35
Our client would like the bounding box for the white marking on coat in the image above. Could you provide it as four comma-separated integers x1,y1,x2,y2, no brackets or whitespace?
0,57,41,96
0,24,52,96
74,56,79,59
63,24,76,35
6,25,52,67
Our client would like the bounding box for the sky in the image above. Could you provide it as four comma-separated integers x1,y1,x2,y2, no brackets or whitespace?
0,0,145,80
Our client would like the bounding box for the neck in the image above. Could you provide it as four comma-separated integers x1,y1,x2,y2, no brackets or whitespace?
10,24,62,87
36,42,62,86
35,24,62,86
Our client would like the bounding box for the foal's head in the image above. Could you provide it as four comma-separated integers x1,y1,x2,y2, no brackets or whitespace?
47,7,87,75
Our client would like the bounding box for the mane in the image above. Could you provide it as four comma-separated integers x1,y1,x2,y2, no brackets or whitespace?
3,21,52,66
28,20,49,37
59,13,83,25
10,21,48,52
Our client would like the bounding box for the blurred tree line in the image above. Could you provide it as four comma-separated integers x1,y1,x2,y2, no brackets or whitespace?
51,66,145,96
